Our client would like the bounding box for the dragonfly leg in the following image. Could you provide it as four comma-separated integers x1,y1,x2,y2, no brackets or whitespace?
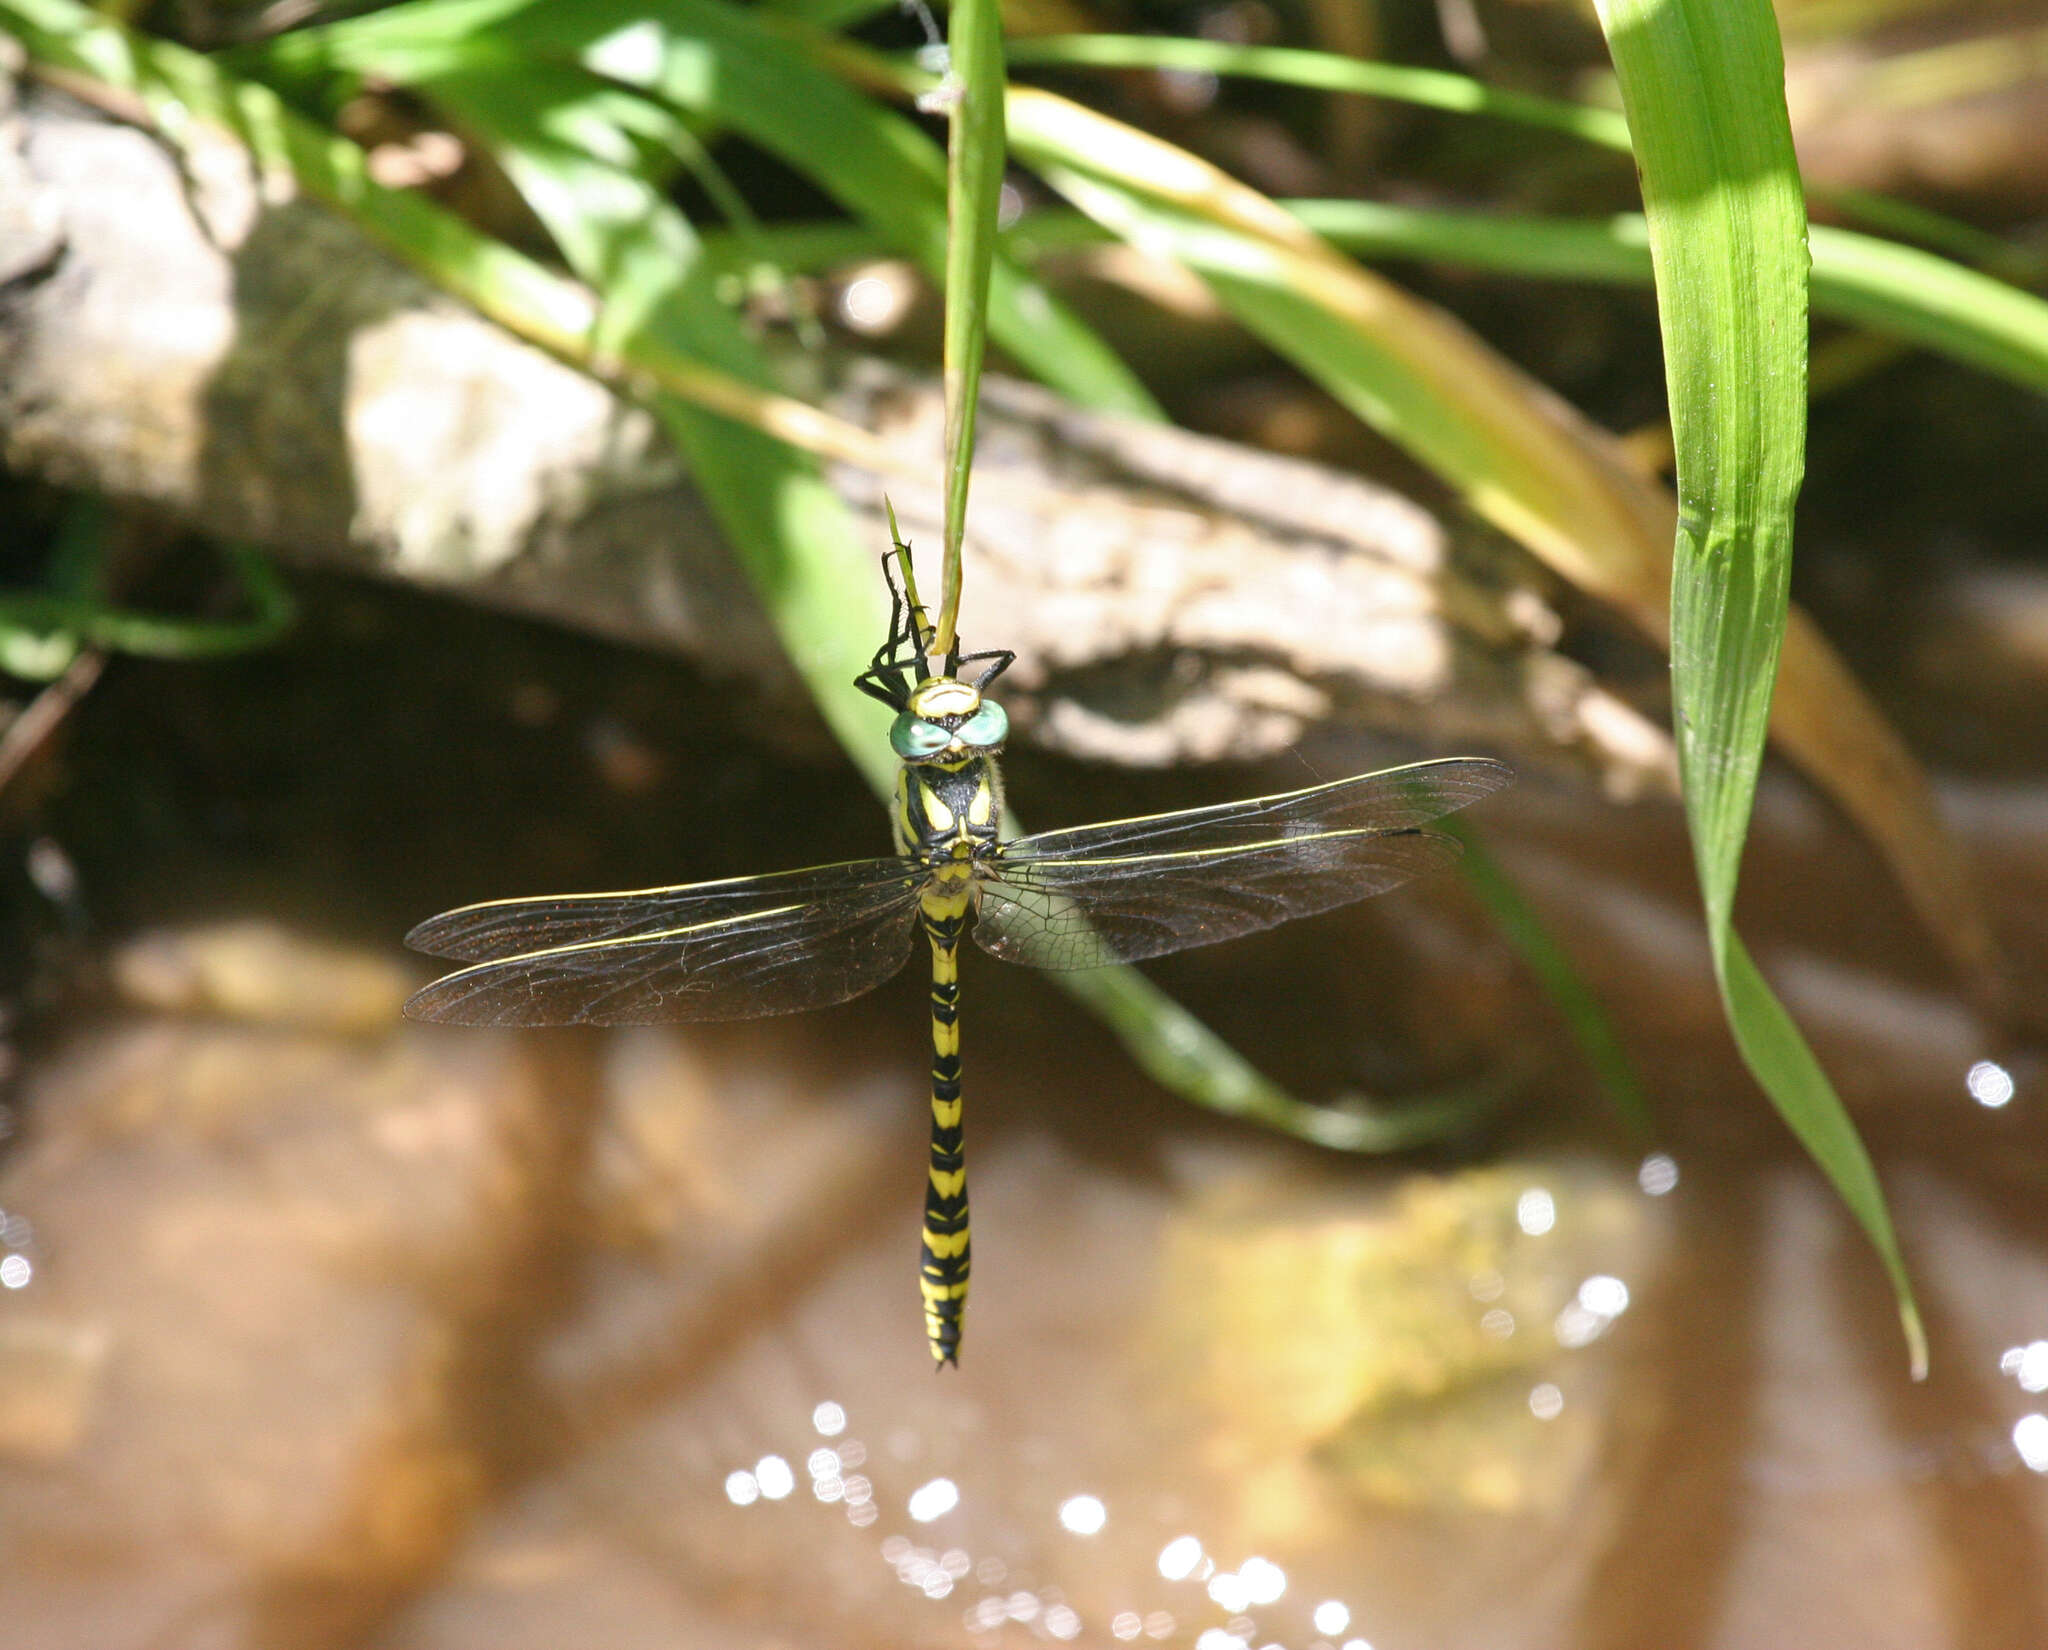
919,901,970,1367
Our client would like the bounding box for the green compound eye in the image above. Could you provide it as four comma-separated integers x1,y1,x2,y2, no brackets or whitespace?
890,714,952,760
957,700,1009,747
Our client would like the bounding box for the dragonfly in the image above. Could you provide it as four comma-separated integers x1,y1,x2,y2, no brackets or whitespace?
405,535,1512,1366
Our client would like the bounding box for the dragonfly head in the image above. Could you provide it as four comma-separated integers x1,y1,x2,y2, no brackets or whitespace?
892,677,1009,764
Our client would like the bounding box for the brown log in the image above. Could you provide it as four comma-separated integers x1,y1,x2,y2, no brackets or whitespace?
0,71,1673,791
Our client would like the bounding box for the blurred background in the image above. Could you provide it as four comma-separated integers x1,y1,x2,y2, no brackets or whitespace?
4,0,2048,1646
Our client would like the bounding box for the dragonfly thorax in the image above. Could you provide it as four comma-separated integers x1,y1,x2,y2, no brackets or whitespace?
894,746,1006,867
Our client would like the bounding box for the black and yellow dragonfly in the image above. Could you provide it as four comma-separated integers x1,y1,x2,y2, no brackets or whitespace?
405,546,1511,1365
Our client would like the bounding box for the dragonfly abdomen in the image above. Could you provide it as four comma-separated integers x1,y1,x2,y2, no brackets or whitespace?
918,893,972,1366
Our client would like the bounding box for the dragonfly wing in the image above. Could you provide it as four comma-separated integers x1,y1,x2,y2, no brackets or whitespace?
405,865,926,1026
406,856,920,962
975,821,1477,973
995,756,1511,863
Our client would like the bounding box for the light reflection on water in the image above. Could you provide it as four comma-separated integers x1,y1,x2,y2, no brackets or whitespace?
2011,1414,2048,1473
906,1476,959,1522
1515,1187,1556,1235
2000,1341,2048,1392
701,1389,1396,1649
1578,1275,1630,1317
1637,1153,1680,1195
1159,1535,1204,1580
1058,1493,1107,1535
1555,1272,1632,1349
1238,1556,1286,1604
1967,1058,2016,1108
753,1454,793,1499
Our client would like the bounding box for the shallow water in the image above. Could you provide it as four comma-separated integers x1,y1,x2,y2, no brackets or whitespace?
1,579,2046,1650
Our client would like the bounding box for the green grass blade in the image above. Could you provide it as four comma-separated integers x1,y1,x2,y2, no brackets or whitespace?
1049,951,1512,1153
1593,0,1923,1375
1445,819,1651,1140
757,0,888,30
1804,224,2048,396
283,0,1160,420
1007,33,1634,151
0,501,294,677
703,202,2048,404
935,0,1004,656
1293,203,2048,398
1005,32,2008,271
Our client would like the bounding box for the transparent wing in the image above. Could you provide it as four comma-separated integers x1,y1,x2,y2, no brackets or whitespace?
972,758,1511,971
995,757,1512,865
974,828,1464,970
404,859,926,1026
406,857,923,962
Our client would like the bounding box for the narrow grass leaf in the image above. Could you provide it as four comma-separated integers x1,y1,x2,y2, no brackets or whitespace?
935,0,1004,655
0,527,293,677
1445,819,1651,1140
1007,33,1634,150
1593,0,1923,1373
1293,204,2048,399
